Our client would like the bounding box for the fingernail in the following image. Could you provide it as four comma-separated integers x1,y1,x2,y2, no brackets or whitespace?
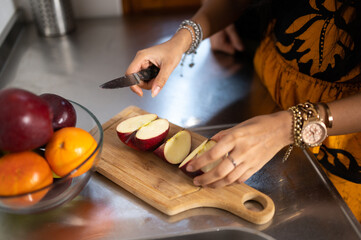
133,87,143,97
193,180,200,186
186,165,193,172
152,86,160,98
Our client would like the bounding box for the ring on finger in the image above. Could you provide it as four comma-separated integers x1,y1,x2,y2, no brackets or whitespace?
225,152,237,168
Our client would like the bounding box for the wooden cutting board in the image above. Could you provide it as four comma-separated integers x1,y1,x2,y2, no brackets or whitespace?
96,106,275,225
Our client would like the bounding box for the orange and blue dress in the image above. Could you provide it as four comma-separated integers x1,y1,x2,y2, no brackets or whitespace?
254,0,361,221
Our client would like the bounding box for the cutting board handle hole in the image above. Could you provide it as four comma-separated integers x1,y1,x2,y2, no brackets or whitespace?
243,199,264,212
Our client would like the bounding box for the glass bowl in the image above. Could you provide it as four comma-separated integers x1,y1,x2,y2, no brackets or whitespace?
0,100,103,214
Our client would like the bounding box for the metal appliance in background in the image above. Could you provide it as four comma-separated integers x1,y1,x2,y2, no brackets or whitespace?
30,0,75,37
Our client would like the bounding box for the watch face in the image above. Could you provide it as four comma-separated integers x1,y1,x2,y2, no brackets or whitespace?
301,121,327,147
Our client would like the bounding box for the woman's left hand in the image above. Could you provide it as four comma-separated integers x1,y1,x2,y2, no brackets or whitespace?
186,111,293,188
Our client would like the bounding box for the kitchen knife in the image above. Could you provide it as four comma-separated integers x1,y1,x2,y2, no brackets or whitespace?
100,65,160,89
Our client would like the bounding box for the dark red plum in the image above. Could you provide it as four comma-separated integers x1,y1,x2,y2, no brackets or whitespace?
40,93,77,131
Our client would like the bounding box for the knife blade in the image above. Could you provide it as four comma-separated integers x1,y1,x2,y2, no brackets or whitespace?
100,65,160,89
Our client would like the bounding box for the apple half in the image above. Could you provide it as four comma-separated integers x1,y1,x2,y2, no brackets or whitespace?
179,139,222,178
153,130,192,164
116,114,158,149
133,118,170,151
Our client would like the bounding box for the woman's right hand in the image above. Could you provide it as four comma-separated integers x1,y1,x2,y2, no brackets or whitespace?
127,29,192,97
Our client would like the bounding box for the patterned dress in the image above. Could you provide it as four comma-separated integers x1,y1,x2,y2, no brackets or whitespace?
253,0,361,221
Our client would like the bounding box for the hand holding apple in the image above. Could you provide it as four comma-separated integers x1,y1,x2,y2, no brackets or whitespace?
116,114,222,179
179,139,221,178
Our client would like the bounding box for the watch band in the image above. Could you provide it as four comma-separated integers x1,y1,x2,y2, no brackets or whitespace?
288,106,305,148
283,101,327,162
317,102,333,128
297,102,319,121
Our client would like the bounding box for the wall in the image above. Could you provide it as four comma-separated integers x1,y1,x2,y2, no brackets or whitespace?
0,0,16,44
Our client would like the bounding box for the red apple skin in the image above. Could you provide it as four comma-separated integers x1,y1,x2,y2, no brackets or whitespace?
0,88,53,152
39,93,76,131
153,143,166,161
116,131,138,150
133,127,169,151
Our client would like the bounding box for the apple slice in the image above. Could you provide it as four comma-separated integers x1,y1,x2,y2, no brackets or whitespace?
133,118,170,151
116,114,158,148
179,139,221,178
195,140,222,173
153,130,192,164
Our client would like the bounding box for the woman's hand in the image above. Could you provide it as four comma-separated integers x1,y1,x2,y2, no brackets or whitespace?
127,29,192,98
186,111,293,188
210,24,244,55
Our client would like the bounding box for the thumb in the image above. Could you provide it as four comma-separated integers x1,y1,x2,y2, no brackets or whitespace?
151,64,173,98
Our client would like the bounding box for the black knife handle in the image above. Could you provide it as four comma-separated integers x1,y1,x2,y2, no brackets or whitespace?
136,65,160,82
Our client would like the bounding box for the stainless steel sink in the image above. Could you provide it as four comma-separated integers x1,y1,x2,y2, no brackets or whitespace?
144,227,275,240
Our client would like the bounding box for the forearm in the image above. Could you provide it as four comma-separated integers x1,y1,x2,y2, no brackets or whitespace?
192,0,250,39
325,93,361,136
171,0,250,54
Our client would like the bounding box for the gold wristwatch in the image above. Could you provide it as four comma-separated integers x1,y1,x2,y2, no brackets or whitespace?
284,102,332,162
298,102,328,147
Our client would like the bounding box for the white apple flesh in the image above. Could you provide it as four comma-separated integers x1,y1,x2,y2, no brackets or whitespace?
116,114,158,149
133,118,170,151
196,140,222,173
153,130,192,164
179,139,221,178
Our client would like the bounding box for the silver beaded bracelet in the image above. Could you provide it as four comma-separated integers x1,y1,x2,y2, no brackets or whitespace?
177,19,203,54
176,19,203,72
177,25,196,54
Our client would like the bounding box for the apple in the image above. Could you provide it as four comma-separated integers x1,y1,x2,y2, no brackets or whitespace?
179,139,222,178
0,88,53,152
153,130,192,164
133,118,170,151
116,114,158,149
40,93,77,130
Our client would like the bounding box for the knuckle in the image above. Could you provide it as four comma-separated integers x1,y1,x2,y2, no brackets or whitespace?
227,133,239,143
236,178,243,184
223,175,235,185
135,49,147,57
218,130,226,135
241,170,254,182
156,77,167,86
213,168,224,178
208,148,219,160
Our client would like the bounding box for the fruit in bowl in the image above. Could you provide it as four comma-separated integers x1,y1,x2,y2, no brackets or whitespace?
0,88,103,213
40,93,77,130
45,127,98,177
0,88,53,152
0,151,53,207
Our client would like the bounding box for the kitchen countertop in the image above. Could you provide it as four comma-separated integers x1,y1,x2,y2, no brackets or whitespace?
1,13,361,240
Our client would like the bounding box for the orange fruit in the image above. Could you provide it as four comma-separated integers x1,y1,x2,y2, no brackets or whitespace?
0,151,53,207
45,127,97,177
